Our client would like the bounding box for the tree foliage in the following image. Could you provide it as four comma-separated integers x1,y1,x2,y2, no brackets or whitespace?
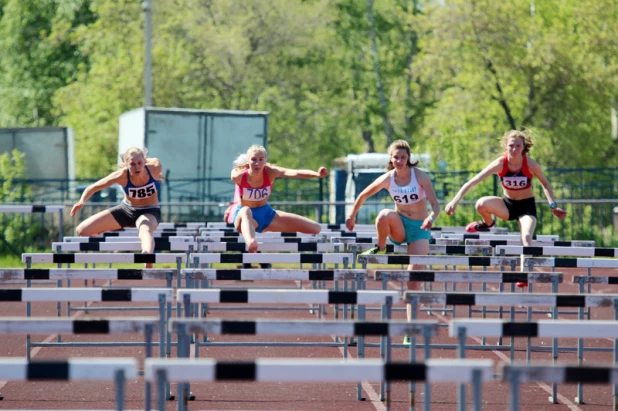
0,0,617,177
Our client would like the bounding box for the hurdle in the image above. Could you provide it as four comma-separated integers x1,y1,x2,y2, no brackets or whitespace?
441,233,559,241
144,357,493,411
204,222,378,231
199,242,345,253
0,357,136,411
466,239,595,248
496,245,618,257
175,289,399,407
64,236,194,243
0,317,161,408
171,318,439,405
51,241,198,253
451,318,618,404
198,236,323,243
407,291,618,406
346,244,493,256
502,363,618,411
189,252,354,267
0,204,65,241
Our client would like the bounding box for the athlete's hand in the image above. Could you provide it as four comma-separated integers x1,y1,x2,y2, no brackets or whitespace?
552,207,567,219
345,216,355,232
420,216,434,230
317,167,329,178
70,202,84,217
445,200,458,215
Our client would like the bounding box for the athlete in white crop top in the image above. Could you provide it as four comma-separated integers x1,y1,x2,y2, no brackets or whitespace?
345,140,441,343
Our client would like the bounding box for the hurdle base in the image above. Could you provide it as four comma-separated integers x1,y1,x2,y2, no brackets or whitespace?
548,396,558,404
574,397,585,404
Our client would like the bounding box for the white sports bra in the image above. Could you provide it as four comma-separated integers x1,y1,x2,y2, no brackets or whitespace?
388,168,426,205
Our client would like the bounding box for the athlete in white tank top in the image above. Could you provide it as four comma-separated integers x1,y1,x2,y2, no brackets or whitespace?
388,168,426,205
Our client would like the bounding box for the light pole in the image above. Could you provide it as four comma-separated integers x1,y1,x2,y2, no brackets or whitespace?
143,0,153,107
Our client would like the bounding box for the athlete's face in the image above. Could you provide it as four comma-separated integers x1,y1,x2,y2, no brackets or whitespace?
390,149,409,169
507,137,525,158
128,154,145,175
248,150,267,171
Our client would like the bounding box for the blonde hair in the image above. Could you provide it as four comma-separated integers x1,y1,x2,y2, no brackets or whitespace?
234,145,268,170
119,147,148,166
386,140,418,171
501,130,534,155
118,147,163,180
232,153,248,167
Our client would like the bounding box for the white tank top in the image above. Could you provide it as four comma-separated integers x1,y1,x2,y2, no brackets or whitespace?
388,168,426,205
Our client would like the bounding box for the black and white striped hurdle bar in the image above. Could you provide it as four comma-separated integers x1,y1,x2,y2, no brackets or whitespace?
200,230,326,237
64,236,194,243
497,245,618,257
405,292,618,307
442,233,559,241
502,363,618,384
51,241,197,252
0,358,137,380
177,289,398,304
450,319,618,338
78,230,196,238
0,288,173,302
205,222,377,231
0,317,159,334
201,242,344,253
144,358,493,382
0,269,175,280
190,252,353,264
348,244,492,255
21,253,187,264
572,275,618,284
0,205,64,213
467,239,595,247
170,318,439,337
524,257,618,268
198,236,322,243
181,269,366,281
374,270,563,284
155,222,205,230
358,255,521,267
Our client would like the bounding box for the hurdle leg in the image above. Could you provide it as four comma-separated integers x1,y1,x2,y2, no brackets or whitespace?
457,328,467,411
613,300,618,409
409,296,418,411
472,368,483,411
423,331,432,411
384,296,393,411
575,278,585,403
157,370,167,411
115,369,126,411
144,324,153,411
509,369,520,411
548,301,559,404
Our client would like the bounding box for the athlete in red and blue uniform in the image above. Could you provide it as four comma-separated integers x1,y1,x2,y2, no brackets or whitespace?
231,145,329,253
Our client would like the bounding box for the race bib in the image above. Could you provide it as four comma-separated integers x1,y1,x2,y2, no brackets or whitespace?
242,186,272,201
502,176,529,189
127,182,157,199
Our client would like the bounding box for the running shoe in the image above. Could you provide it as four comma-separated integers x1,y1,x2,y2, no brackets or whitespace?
402,335,411,345
465,219,495,233
360,246,386,255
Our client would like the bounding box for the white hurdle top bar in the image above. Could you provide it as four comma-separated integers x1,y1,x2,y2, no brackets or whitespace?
358,255,521,267
22,253,186,264
0,288,173,302
0,269,175,280
190,253,352,265
178,289,398,305
0,317,159,334
181,269,365,281
0,358,137,380
374,270,562,284
502,363,618,384
170,319,439,337
144,358,493,383
497,245,618,257
0,205,64,213
405,292,618,307
450,319,618,338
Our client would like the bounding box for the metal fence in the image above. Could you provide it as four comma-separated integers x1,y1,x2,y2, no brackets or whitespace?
2,199,618,255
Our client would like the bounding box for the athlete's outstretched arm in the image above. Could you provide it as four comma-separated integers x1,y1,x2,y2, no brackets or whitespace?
269,165,328,180
528,159,567,219
445,158,502,215
71,170,124,216
345,173,390,231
